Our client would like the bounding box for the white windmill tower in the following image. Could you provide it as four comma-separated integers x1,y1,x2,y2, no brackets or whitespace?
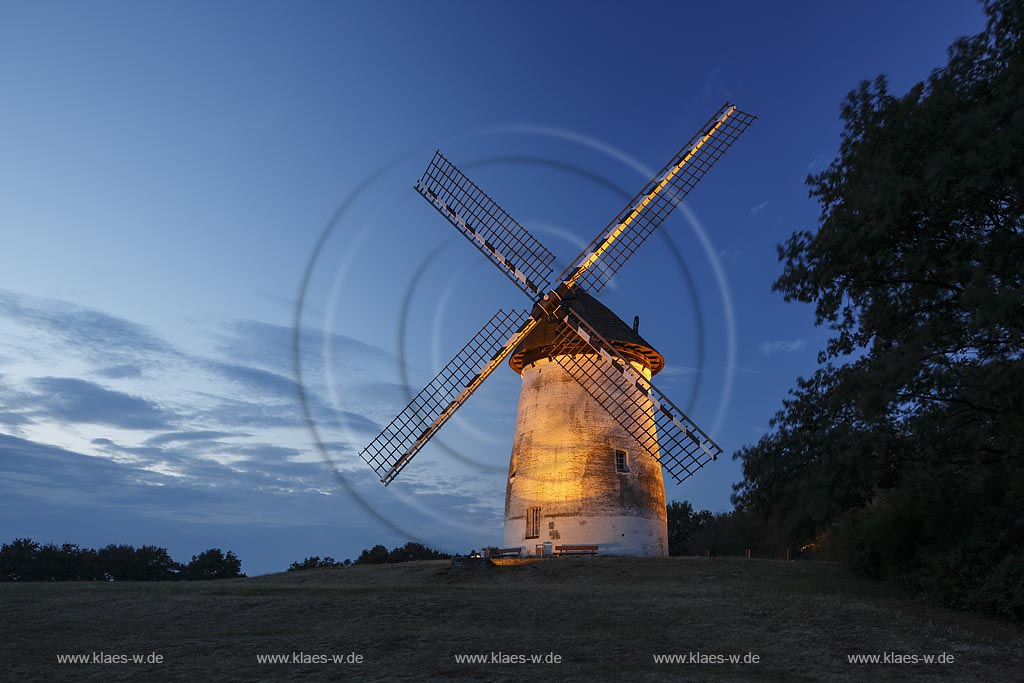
357,103,756,556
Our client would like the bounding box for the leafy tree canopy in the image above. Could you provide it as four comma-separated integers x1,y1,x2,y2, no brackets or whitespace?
1,539,244,582
288,556,343,571
183,548,245,580
733,0,1024,620
352,542,451,565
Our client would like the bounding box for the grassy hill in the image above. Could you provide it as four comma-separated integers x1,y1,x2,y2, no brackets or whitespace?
4,556,1021,681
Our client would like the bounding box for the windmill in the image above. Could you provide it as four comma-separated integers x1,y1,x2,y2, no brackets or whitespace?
358,103,756,555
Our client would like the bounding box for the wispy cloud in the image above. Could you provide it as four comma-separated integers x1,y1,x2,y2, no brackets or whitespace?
716,249,741,263
206,361,304,397
0,289,176,367
218,319,393,376
806,154,829,173
659,365,700,380
95,364,143,379
89,433,334,493
145,430,243,447
0,290,391,440
759,339,806,355
0,410,33,429
27,377,177,430
0,289,507,567
701,61,733,103
0,374,35,431
750,201,768,214
0,431,497,571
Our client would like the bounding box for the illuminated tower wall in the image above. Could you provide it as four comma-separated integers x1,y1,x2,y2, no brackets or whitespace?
503,290,667,556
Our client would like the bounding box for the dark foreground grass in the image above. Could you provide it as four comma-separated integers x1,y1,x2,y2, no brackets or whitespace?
3,556,1021,681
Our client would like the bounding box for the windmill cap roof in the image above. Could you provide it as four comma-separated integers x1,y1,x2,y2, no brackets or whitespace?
509,287,664,375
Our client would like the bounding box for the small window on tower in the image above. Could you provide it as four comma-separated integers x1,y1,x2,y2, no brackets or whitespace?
526,507,541,539
615,449,629,473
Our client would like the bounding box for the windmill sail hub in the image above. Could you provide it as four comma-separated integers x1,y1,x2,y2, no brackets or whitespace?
510,287,664,375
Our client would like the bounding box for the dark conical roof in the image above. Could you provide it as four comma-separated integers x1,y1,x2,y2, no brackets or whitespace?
509,287,664,375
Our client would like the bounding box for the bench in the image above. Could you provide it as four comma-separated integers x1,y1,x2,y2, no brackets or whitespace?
554,545,599,556
485,547,523,558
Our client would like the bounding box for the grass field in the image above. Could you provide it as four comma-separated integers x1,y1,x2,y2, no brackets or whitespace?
3,556,1022,681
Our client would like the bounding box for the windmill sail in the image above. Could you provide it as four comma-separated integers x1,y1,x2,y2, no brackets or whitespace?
560,103,756,293
358,104,753,487
548,305,722,484
359,309,537,486
416,151,557,298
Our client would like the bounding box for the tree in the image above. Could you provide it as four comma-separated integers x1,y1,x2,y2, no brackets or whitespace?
354,544,389,565
666,502,781,557
0,539,243,582
182,549,244,580
734,0,1024,620
288,556,343,571
134,545,182,581
666,501,699,555
96,544,181,581
386,542,450,563
0,538,41,581
351,542,450,565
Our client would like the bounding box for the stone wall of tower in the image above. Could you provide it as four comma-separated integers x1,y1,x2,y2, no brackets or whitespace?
502,355,668,556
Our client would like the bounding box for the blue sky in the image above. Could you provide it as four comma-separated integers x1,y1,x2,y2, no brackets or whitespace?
0,1,986,574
